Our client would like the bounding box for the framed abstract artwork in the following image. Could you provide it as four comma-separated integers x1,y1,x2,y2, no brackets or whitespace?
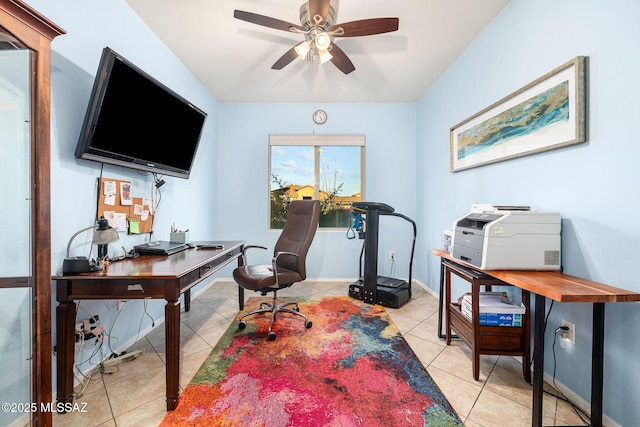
450,56,586,172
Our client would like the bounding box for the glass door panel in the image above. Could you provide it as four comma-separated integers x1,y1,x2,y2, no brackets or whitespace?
0,43,33,426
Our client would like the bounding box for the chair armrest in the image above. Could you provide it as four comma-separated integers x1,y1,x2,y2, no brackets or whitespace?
239,245,268,266
242,245,268,253
272,250,299,263
272,251,299,286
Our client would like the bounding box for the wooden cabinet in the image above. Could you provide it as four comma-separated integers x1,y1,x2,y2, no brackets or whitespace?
0,2,64,426
444,259,531,383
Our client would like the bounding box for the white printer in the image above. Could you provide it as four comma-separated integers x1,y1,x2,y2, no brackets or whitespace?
452,204,561,270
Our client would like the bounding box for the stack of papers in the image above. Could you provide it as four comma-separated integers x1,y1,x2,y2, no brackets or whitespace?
461,292,525,327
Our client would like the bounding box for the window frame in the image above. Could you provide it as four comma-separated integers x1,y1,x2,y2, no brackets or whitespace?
268,134,366,230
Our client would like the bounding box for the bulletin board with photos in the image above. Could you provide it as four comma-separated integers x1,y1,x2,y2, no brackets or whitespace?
98,177,154,234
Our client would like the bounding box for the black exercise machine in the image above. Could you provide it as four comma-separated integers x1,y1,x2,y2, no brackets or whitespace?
347,202,417,308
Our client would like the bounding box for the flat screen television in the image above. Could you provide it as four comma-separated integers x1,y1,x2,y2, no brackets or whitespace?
75,47,207,179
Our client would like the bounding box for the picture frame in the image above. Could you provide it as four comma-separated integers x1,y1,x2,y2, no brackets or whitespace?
450,56,586,172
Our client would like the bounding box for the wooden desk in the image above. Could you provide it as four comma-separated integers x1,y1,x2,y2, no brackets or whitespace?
433,249,640,427
54,241,244,411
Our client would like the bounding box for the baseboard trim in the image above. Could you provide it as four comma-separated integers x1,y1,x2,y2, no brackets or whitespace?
542,372,619,427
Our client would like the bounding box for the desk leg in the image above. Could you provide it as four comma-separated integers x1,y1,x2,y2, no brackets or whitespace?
56,300,77,409
184,289,191,312
165,300,181,411
471,278,481,381
591,303,605,427
522,290,532,384
444,265,454,346
532,293,545,427
438,259,446,339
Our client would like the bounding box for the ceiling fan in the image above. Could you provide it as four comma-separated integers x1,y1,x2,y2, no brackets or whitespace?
234,0,399,75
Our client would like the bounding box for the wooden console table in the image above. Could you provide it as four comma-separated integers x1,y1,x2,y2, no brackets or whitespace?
433,248,640,427
54,241,244,411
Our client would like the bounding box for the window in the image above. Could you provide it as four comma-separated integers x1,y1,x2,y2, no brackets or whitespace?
269,135,365,229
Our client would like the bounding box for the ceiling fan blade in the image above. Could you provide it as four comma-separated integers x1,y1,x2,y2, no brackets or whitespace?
271,44,303,70
308,0,331,24
331,18,399,37
234,10,304,32
329,42,355,75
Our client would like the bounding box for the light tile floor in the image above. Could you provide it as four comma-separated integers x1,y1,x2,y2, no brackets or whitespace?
52,280,588,426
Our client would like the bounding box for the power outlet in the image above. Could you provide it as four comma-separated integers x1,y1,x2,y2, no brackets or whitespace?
389,251,395,260
561,319,575,346
117,300,126,311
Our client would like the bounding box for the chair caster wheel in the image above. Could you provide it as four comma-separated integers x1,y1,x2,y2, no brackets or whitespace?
268,332,276,341
305,320,313,329
238,321,247,329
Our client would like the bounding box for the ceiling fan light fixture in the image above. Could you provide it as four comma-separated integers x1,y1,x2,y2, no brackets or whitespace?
234,3,398,75
318,49,333,64
315,32,331,51
295,40,311,59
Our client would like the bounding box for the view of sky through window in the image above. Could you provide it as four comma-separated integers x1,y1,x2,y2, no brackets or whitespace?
271,145,360,196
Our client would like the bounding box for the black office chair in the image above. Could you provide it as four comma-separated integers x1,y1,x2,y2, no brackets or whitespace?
233,200,321,340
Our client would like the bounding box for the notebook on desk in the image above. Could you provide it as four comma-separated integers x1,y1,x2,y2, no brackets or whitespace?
134,241,190,256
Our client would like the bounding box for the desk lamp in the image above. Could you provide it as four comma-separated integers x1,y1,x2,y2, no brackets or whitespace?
62,218,119,274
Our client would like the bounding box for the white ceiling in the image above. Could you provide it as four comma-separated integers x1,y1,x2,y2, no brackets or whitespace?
124,0,510,103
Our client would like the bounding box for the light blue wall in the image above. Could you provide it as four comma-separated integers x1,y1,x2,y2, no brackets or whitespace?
418,1,640,425
216,103,417,280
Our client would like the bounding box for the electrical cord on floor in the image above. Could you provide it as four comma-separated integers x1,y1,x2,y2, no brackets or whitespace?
544,320,591,425
72,326,105,397
106,300,126,356
72,332,86,394
526,300,590,425
101,299,144,374
551,327,591,425
97,298,156,376
72,302,106,397
73,369,99,399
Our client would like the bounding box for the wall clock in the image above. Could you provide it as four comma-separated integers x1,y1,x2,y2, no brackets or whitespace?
312,109,328,125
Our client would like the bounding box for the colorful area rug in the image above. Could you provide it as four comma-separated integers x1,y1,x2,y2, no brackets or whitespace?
160,296,462,426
